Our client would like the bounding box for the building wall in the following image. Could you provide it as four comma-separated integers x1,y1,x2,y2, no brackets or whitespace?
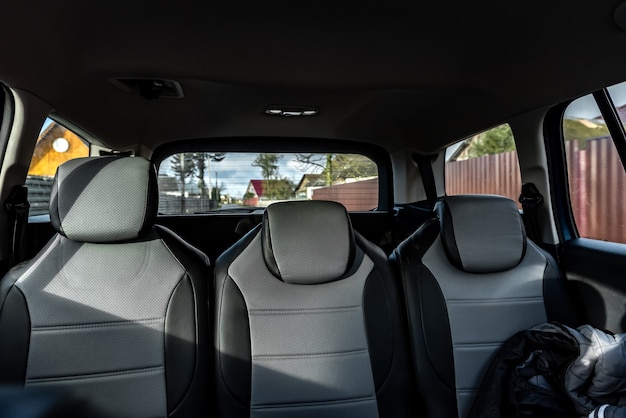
28,123,89,176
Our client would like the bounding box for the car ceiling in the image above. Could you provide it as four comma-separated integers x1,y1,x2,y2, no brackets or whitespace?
1,0,626,154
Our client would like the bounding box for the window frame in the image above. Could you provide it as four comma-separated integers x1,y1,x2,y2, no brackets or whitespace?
548,87,626,243
0,85,14,175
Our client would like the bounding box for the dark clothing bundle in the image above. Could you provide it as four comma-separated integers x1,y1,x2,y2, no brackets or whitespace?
469,323,626,418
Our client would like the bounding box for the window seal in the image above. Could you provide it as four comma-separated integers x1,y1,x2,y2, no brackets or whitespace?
545,100,578,242
593,89,626,172
0,86,15,171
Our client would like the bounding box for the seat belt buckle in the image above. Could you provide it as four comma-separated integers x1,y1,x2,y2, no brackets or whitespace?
519,182,544,206
5,185,30,215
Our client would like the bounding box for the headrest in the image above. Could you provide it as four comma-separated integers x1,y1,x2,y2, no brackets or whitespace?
262,200,355,285
435,195,527,274
50,156,156,243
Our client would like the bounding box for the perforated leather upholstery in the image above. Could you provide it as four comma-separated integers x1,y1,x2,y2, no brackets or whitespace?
0,157,210,417
215,200,415,418
392,195,575,418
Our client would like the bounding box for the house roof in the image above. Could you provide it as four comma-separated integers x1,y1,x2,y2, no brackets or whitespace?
248,179,293,197
249,179,263,196
295,174,324,192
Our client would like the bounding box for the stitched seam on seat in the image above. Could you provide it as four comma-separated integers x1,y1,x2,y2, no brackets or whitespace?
457,388,479,394
26,365,164,383
31,318,164,331
249,306,360,315
454,342,502,348
253,349,369,360
446,297,544,304
253,395,377,409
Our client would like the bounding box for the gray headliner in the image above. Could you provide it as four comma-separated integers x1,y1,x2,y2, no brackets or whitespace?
0,0,624,152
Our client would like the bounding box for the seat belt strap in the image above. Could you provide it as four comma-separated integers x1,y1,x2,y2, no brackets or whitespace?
5,185,30,267
519,182,544,246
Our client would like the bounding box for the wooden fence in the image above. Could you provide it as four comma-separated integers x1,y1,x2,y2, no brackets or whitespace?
312,178,379,211
565,139,626,243
446,138,626,244
445,151,521,204
25,176,54,216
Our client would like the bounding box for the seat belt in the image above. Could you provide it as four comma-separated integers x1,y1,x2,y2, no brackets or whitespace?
5,185,30,267
412,153,438,210
519,182,544,246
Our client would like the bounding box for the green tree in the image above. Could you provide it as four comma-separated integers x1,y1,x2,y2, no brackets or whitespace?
296,153,377,185
262,179,293,200
296,153,334,185
211,182,226,201
296,154,378,186
252,153,282,180
170,153,195,212
466,124,515,158
191,152,226,199
329,154,377,180
563,118,609,148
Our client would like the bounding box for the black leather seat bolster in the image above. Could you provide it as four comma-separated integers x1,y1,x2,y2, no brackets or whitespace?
0,236,64,386
213,226,259,418
155,225,211,417
538,243,579,326
357,232,419,417
0,275,30,385
391,219,457,418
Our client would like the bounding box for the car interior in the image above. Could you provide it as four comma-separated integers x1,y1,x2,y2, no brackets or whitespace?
2,1,626,417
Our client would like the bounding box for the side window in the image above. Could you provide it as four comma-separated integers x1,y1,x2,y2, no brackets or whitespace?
157,152,379,214
563,86,626,243
445,123,522,204
27,118,90,216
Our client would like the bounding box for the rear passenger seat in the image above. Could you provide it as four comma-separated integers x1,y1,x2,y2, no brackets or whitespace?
392,195,576,417
213,200,415,417
0,156,210,417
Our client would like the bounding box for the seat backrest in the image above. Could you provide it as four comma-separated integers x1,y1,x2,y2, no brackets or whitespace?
214,200,414,418
392,195,575,418
0,156,210,417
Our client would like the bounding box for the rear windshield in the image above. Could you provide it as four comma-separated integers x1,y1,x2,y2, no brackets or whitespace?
156,152,380,214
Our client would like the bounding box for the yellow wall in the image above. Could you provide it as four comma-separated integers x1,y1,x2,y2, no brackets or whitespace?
28,123,89,177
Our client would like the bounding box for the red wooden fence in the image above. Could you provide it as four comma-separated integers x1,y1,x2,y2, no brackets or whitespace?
565,139,626,243
312,178,378,211
445,151,521,205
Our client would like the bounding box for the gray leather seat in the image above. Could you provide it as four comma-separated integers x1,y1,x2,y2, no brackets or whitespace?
392,195,575,418
0,156,210,417
214,200,415,418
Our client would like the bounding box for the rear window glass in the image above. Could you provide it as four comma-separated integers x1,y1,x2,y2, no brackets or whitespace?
157,152,379,214
445,123,521,205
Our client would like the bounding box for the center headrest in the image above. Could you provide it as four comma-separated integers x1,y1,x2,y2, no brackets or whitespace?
50,156,156,243
435,195,527,274
262,200,355,285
